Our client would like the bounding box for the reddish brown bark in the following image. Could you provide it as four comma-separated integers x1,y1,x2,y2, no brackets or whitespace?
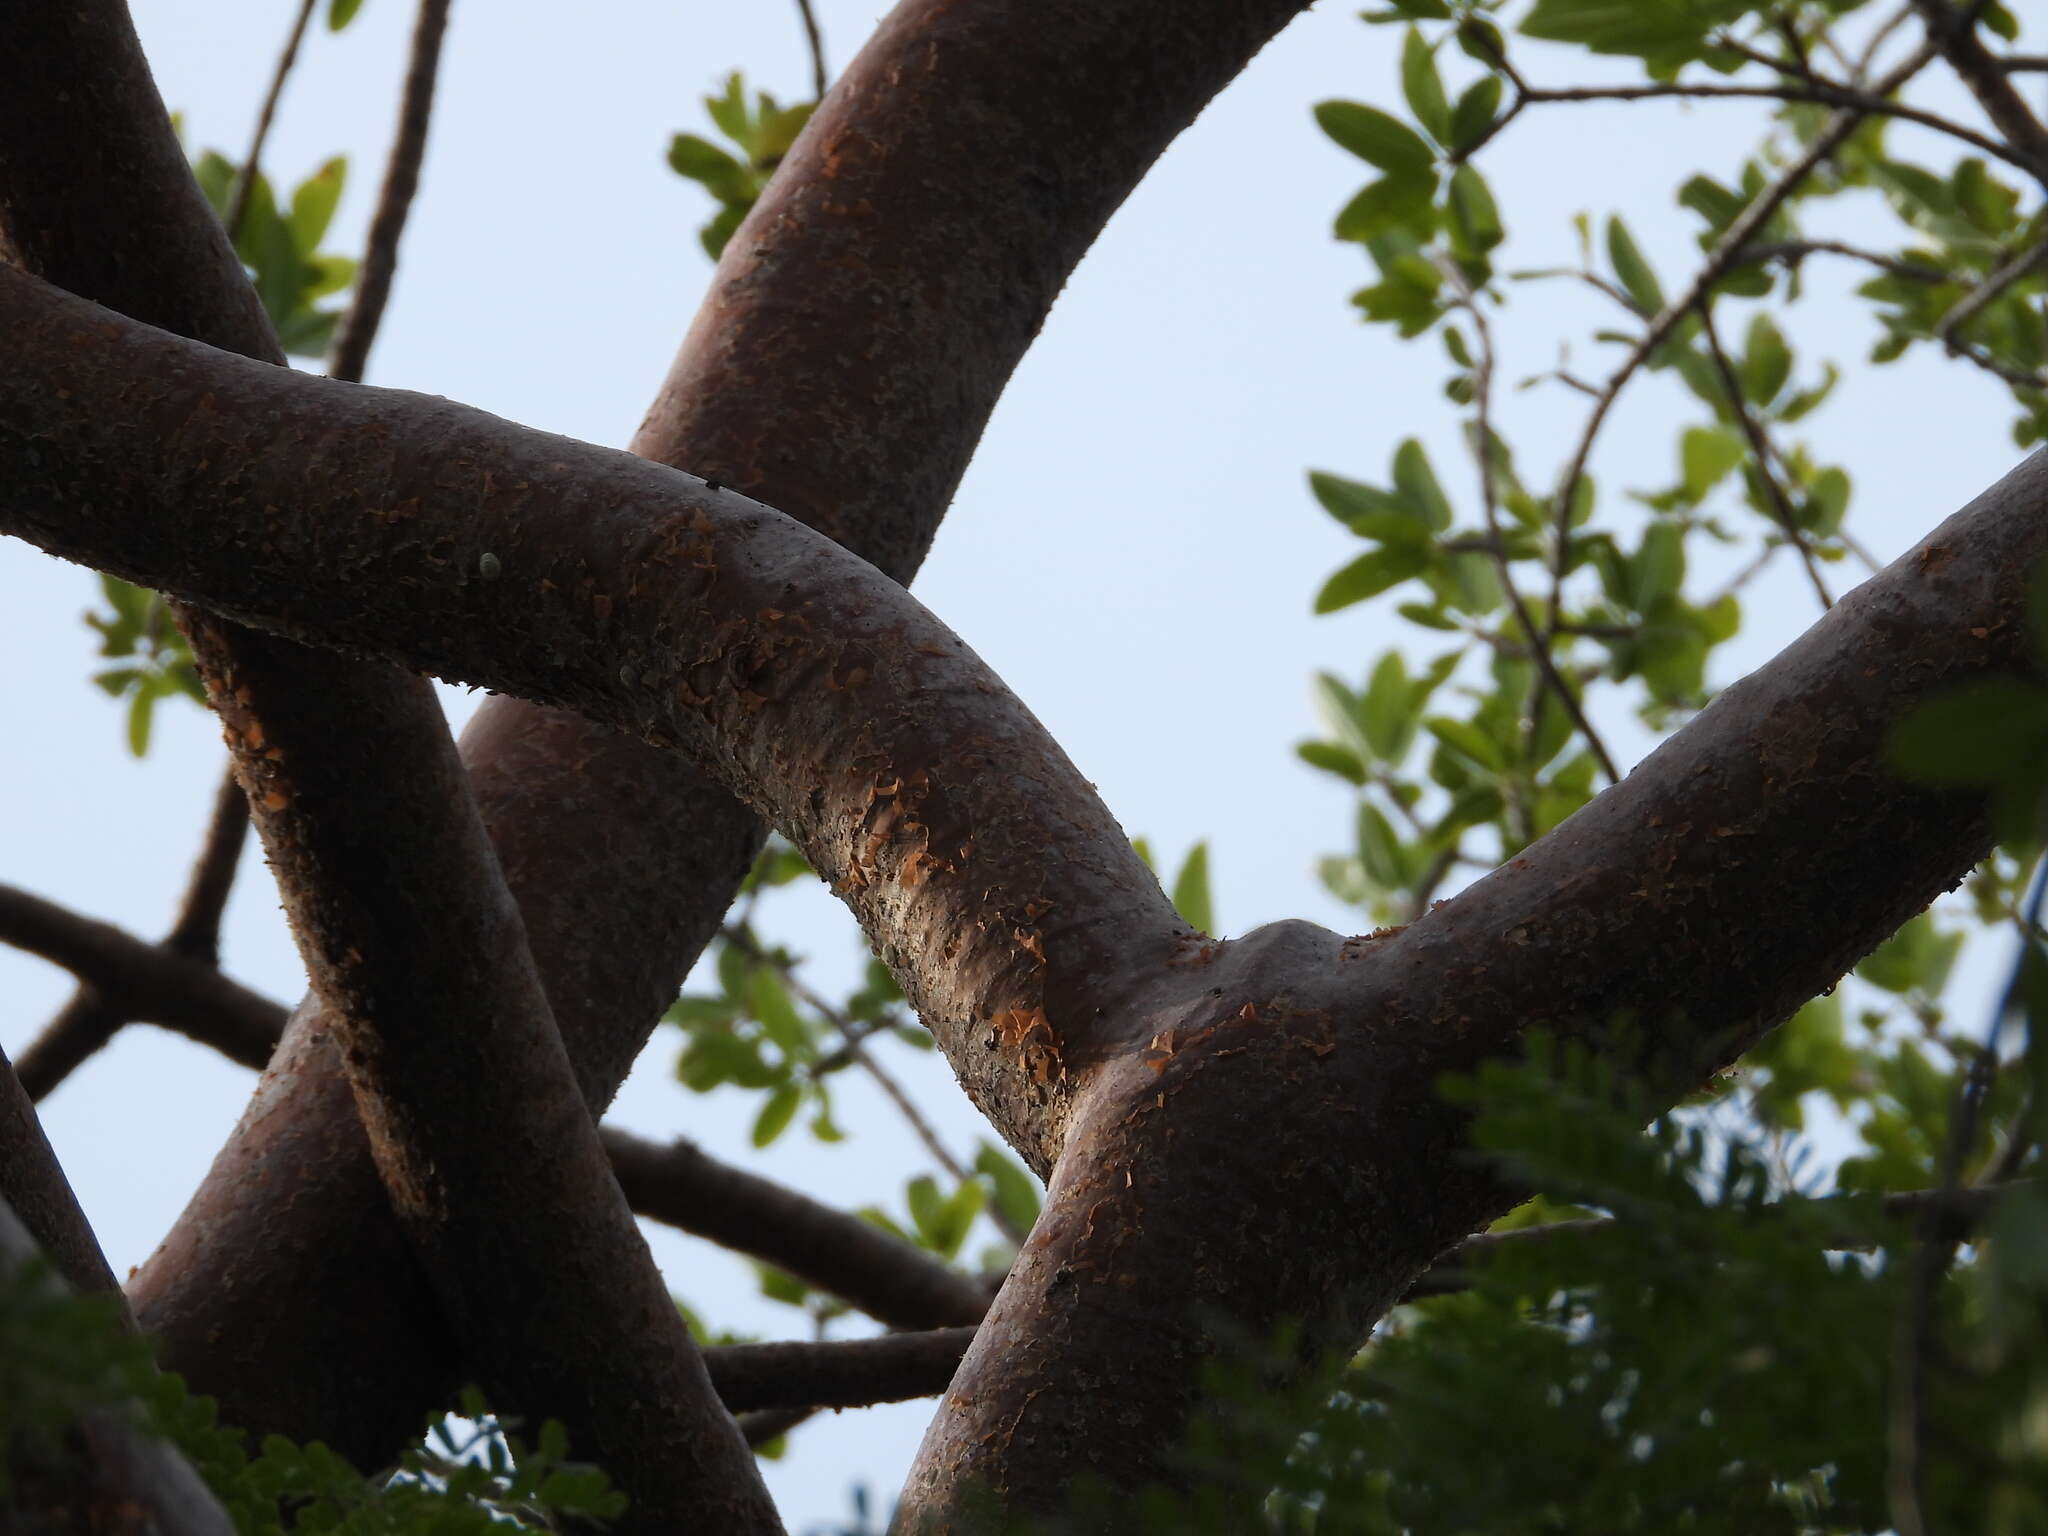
101,0,1315,1469
4,247,2046,1514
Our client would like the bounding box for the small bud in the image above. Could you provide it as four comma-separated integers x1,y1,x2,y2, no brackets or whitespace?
478,551,502,581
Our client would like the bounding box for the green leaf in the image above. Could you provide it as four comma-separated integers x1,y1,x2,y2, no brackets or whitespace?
1426,715,1505,774
1522,0,1749,71
975,1143,1043,1233
751,1084,802,1148
1356,803,1410,888
327,0,364,29
747,966,809,1058
287,158,346,251
1297,741,1369,784
1333,172,1439,243
1632,523,1686,611
1891,680,2048,785
667,133,750,201
1679,425,1744,498
1606,216,1665,315
1309,471,1434,546
1400,28,1451,142
1314,101,1435,176
1741,312,1793,405
125,686,155,758
1447,164,1504,257
1170,842,1216,935
1361,651,1415,760
1448,77,1503,153
1314,545,1431,613
1392,438,1454,530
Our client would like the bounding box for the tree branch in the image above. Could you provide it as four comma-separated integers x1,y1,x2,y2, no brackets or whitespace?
0,1045,125,1307
126,0,1319,1469
705,1327,979,1414
0,1196,233,1536
220,0,319,240
1908,0,2048,191
0,11,768,1514
0,263,1183,1172
602,1128,991,1329
15,767,251,1102
0,883,290,1071
324,0,452,384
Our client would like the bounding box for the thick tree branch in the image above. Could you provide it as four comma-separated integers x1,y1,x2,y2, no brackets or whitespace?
0,1196,229,1536
126,0,1317,1467
0,1045,125,1307
1909,0,2048,191
0,263,1183,1168
0,8,766,1512
6,875,989,1336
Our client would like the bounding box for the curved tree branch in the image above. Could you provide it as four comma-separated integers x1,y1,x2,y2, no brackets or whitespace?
0,9,769,1517
125,0,1318,1467
0,262,1183,1168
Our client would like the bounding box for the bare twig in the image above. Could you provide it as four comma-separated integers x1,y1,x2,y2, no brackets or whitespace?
602,1127,990,1329
1933,237,2048,385
1695,303,1834,609
1507,78,2031,175
704,1326,977,1413
1440,258,1621,786
164,767,251,964
1736,238,1952,283
14,769,251,1100
0,884,291,1077
793,0,828,101
324,0,453,383
220,0,320,239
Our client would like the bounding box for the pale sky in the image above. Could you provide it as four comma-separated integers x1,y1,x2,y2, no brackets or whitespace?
1,2,2033,1528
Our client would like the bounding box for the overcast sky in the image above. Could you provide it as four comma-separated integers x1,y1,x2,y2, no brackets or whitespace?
2,1,2036,1527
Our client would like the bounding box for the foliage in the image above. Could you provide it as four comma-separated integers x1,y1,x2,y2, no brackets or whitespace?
667,73,818,259
83,573,207,756
1119,1036,2048,1533
1,1260,623,1531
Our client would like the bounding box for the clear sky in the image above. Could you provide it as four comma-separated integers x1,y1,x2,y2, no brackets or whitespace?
1,1,2034,1528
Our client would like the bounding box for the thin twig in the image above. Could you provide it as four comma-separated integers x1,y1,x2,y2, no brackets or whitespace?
164,767,251,964
1934,233,2048,347
1441,259,1620,786
1543,39,1940,639
1736,239,1952,284
792,0,828,101
1504,77,2030,176
221,0,320,240
15,768,252,1100
325,0,454,383
1695,303,1834,609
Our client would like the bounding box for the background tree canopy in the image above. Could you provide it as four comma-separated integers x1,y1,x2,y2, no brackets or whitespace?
3,0,2047,1531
